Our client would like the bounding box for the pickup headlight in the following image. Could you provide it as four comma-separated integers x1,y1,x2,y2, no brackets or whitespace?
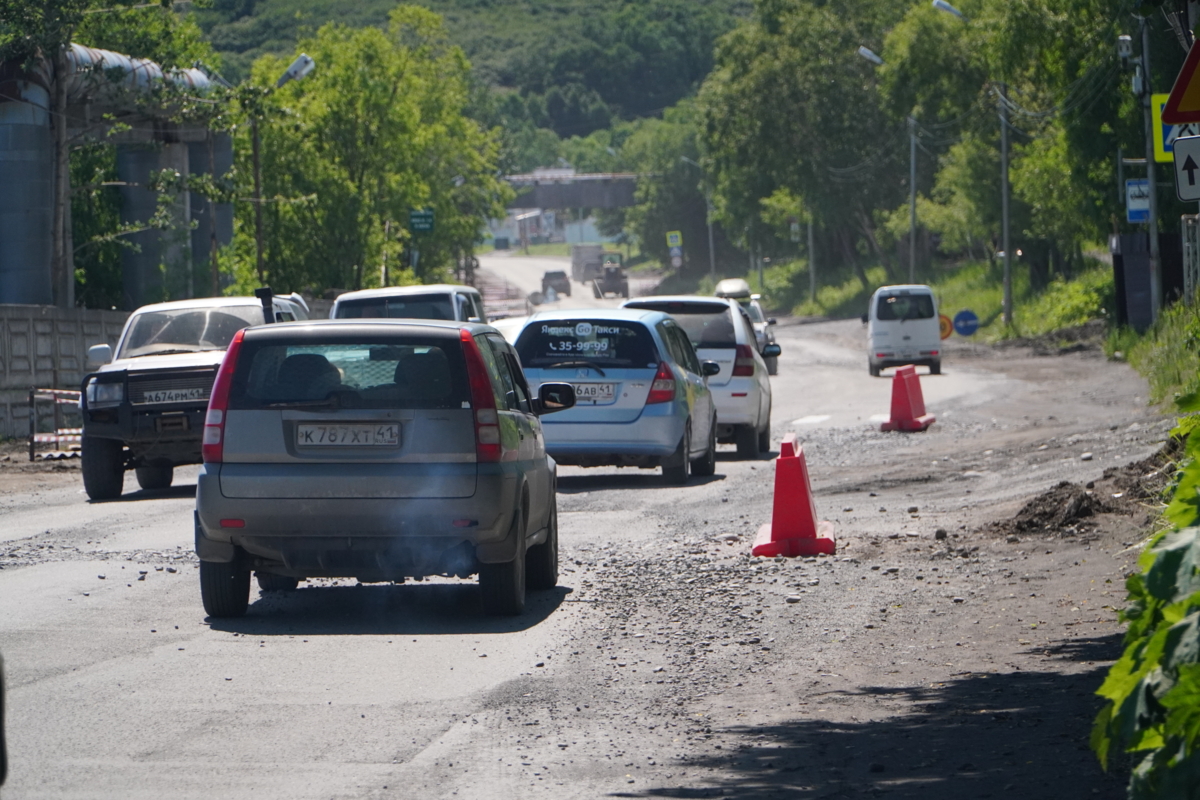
86,378,123,407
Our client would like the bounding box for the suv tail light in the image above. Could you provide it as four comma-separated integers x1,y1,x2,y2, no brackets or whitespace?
646,361,676,404
460,329,501,463
732,344,756,377
202,329,246,464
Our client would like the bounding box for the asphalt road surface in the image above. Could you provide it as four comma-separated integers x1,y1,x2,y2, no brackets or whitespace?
0,316,1166,799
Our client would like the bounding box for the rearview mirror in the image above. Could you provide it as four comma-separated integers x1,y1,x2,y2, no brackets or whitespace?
701,361,721,377
536,382,576,414
767,318,777,326
762,344,781,358
87,343,112,366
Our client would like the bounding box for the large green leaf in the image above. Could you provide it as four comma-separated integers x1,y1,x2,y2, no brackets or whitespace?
1146,529,1200,605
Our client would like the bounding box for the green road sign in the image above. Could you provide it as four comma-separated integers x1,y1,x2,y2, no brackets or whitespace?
410,209,434,232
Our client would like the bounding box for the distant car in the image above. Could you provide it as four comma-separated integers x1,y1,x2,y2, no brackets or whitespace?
541,270,571,298
330,284,487,324
864,284,941,376
79,293,311,500
194,320,576,618
624,296,778,458
715,279,778,374
515,309,719,484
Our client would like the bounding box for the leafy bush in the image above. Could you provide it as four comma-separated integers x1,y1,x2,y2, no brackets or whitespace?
1014,264,1112,337
1127,301,1200,406
1093,405,1200,798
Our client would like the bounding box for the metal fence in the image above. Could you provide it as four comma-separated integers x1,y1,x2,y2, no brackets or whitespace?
27,387,82,460
1184,215,1200,303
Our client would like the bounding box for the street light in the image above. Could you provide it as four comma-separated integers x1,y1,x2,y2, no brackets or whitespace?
252,53,316,284
856,46,884,66
680,156,717,281
931,0,964,19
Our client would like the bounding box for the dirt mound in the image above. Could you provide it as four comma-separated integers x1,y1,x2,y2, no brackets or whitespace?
996,319,1107,356
993,481,1113,536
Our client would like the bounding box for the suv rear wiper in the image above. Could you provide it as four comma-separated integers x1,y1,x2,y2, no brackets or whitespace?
546,361,607,377
265,398,340,409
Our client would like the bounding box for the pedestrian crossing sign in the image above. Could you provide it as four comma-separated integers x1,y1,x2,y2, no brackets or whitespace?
1153,94,1200,163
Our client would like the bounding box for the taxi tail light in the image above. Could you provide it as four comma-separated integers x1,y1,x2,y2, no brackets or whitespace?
460,329,501,463
646,361,676,404
732,344,756,377
202,329,246,464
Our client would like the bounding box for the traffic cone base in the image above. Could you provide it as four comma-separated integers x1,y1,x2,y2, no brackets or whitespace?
881,364,936,432
751,434,835,558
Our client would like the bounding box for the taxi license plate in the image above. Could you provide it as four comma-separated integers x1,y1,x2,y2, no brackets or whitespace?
296,423,400,447
573,383,616,404
142,387,207,403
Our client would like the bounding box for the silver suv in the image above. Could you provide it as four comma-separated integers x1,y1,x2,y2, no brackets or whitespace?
193,320,575,617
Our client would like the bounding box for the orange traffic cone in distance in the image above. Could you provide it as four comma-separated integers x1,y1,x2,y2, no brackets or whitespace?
880,364,936,432
752,434,836,558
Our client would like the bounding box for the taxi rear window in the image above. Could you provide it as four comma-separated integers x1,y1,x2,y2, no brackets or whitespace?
515,320,659,368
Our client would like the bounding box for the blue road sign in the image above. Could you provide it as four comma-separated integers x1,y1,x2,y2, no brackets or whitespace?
1126,178,1150,224
953,309,980,336
668,246,683,258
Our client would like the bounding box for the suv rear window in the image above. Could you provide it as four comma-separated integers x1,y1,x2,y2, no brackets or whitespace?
876,294,935,321
229,337,469,410
625,301,737,349
335,293,455,321
515,320,659,368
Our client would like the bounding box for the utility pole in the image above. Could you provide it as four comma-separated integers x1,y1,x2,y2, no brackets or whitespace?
807,219,816,302
251,115,266,286
705,196,716,281
909,116,917,283
999,84,1012,326
1141,19,1162,322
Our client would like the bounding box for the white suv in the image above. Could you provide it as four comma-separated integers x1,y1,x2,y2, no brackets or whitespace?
623,296,779,457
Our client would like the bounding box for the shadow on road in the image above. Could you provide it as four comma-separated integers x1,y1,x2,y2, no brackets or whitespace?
614,633,1128,800
89,484,197,504
558,473,726,493
207,582,570,636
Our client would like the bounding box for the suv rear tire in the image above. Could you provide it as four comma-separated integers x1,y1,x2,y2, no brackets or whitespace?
735,424,759,459
256,572,299,592
200,560,250,618
757,422,771,454
526,501,559,591
135,464,173,491
480,508,527,615
662,428,691,485
930,359,942,375
82,437,124,500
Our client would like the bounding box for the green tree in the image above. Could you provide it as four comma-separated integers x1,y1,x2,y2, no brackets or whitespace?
236,6,512,294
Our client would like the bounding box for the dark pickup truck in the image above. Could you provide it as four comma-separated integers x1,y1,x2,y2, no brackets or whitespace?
80,294,309,500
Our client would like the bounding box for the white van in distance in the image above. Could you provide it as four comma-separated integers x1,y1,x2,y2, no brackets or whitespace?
864,284,941,377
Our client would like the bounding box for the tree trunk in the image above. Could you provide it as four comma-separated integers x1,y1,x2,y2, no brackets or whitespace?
52,44,73,308
839,229,869,290
855,210,896,283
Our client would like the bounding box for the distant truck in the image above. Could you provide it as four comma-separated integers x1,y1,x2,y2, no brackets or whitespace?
593,263,629,299
571,244,605,283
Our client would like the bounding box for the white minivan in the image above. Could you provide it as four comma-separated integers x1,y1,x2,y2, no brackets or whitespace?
864,284,941,376
331,285,487,323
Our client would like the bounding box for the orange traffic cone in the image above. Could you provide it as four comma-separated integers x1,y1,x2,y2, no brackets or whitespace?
880,364,936,432
752,434,836,558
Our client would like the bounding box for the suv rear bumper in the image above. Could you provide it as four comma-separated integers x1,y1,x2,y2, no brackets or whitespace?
195,464,524,578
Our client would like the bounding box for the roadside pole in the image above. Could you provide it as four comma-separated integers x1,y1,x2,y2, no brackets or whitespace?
908,115,917,283
1142,20,1162,322
999,84,1013,326
807,219,816,302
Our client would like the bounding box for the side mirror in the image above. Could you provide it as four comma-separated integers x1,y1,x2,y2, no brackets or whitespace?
468,316,482,324
701,361,721,377
860,313,869,324
762,344,781,358
536,382,576,414
767,318,777,326
87,343,113,366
